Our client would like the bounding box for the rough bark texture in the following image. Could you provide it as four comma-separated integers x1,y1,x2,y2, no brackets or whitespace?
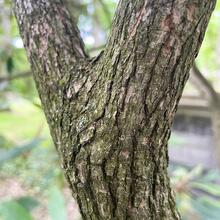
13,0,216,219
191,64,220,167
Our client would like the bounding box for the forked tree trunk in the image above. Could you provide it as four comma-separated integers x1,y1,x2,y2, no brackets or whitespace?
13,0,216,219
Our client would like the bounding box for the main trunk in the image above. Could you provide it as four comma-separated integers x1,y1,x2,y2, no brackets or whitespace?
62,56,181,219
13,0,216,219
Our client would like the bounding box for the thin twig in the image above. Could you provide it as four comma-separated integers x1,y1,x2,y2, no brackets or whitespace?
0,71,31,83
191,63,219,103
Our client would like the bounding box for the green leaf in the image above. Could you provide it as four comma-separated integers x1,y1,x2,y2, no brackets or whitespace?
16,197,39,212
200,197,220,210
200,170,220,182
0,201,33,220
0,138,43,166
0,97,49,140
191,182,220,197
6,57,14,74
48,186,67,220
191,197,220,220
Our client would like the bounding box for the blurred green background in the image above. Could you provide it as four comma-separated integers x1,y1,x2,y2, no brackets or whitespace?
0,0,220,220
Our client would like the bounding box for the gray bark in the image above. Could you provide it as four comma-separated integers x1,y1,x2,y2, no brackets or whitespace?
13,0,216,219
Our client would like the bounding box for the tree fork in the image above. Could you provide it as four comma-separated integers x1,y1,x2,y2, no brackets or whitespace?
13,0,216,219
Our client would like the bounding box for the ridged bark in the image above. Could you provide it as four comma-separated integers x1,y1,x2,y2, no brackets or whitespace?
13,0,216,219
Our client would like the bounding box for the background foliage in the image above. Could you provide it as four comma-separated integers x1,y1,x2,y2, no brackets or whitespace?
0,0,220,219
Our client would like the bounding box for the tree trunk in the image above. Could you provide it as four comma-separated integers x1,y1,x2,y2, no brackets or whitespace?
13,0,216,219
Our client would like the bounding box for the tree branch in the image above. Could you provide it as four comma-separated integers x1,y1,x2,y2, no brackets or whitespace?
13,0,88,84
191,63,219,103
0,71,31,83
107,0,216,49
100,0,217,114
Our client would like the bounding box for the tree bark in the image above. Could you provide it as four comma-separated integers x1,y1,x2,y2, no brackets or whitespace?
13,0,216,219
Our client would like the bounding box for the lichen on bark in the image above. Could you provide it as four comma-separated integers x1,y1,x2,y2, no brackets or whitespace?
13,0,216,219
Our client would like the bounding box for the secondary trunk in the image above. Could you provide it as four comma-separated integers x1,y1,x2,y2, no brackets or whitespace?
13,0,216,219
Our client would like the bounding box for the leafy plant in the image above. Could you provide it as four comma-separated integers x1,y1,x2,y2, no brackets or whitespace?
0,200,34,220
0,138,43,166
48,186,68,220
171,165,220,220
